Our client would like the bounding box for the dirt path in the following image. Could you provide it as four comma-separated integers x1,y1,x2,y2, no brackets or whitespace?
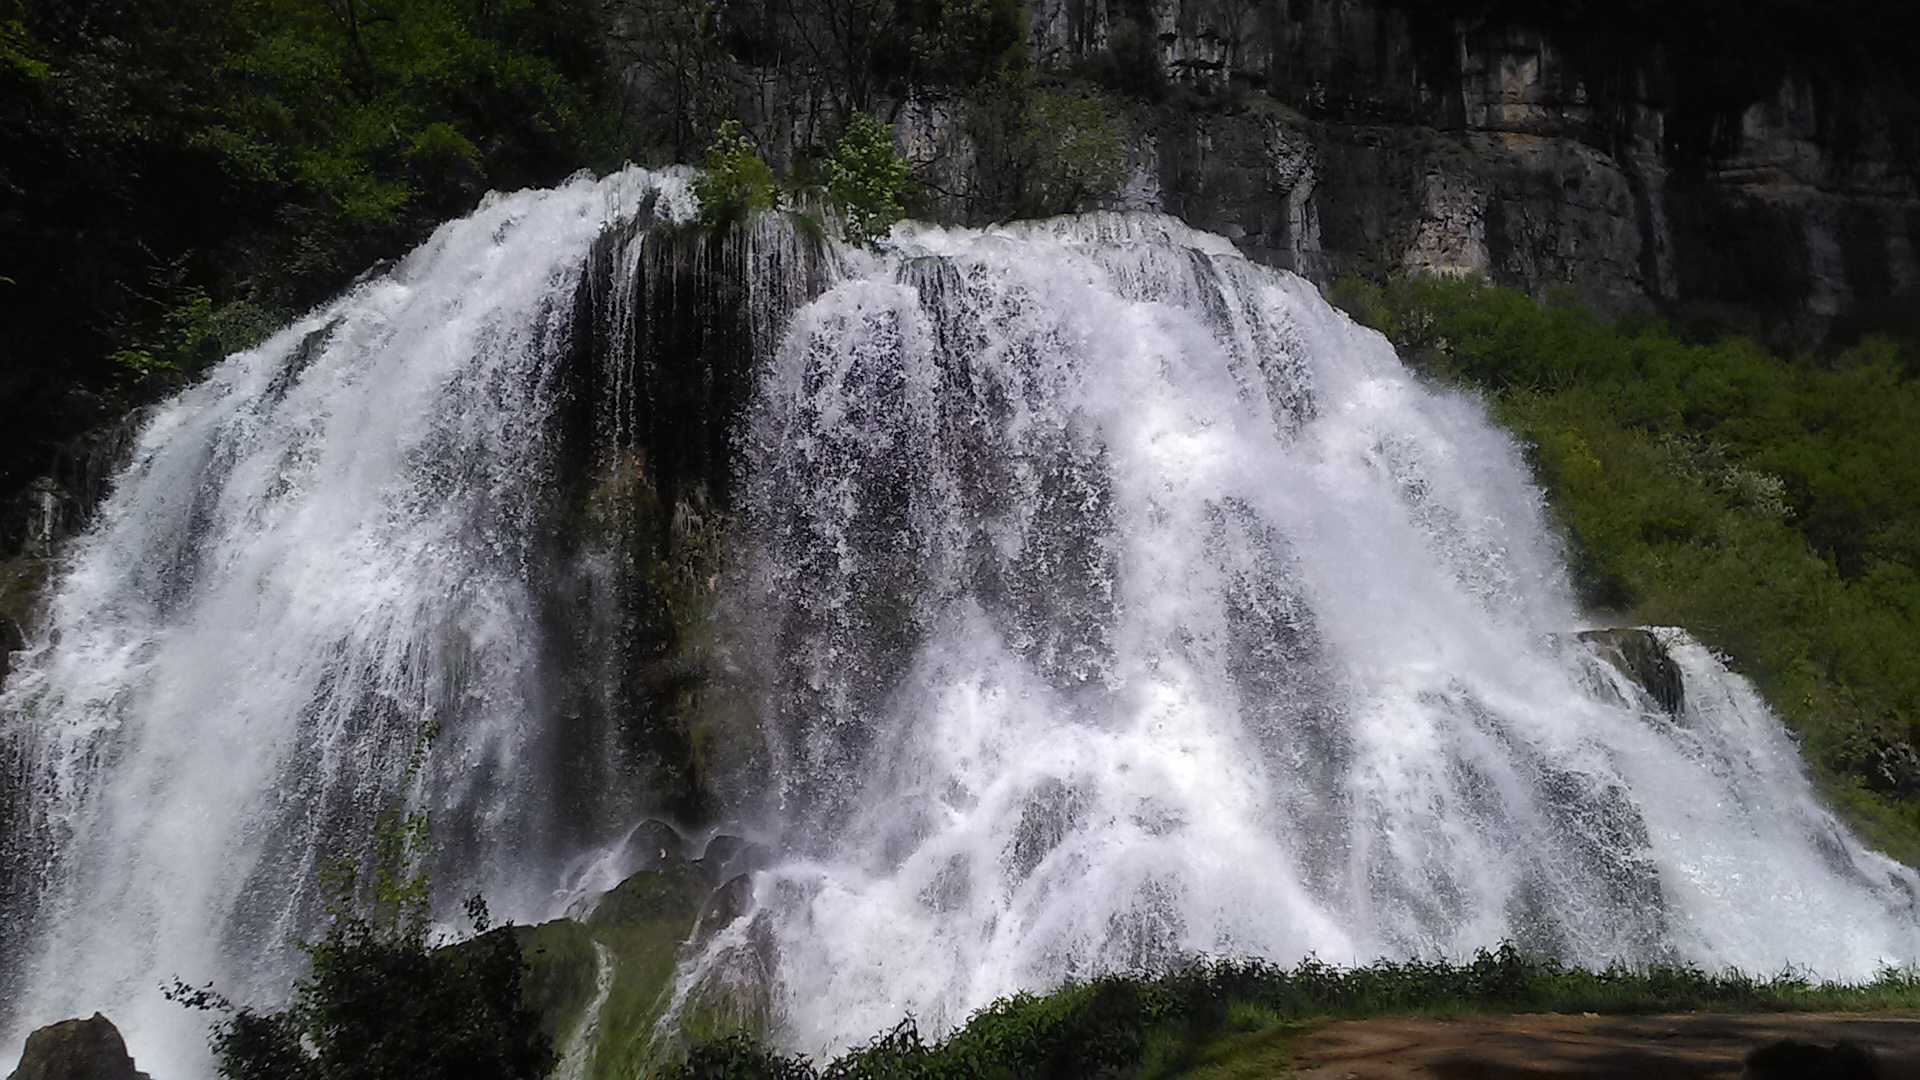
1287,1012,1920,1077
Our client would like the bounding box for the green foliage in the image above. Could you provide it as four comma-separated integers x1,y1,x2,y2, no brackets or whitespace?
965,73,1130,222
170,715,551,1079
1027,91,1130,214
892,0,1025,90
825,113,911,244
0,0,620,513
693,120,779,228
666,947,1920,1078
1334,275,1920,862
674,1034,815,1079
179,901,554,1080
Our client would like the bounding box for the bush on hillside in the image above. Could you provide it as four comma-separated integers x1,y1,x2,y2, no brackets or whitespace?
0,0,621,515
663,947,1920,1078
965,72,1129,222
178,899,552,1080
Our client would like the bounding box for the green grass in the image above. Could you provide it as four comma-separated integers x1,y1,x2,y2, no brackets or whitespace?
1330,276,1920,866
665,947,1920,1078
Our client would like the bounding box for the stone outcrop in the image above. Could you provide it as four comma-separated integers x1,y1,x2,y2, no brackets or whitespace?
592,0,1917,336
1576,628,1685,718
6,1014,149,1080
516,822,768,1080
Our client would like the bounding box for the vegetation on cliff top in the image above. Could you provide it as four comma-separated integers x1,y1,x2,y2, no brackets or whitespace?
1335,275,1920,863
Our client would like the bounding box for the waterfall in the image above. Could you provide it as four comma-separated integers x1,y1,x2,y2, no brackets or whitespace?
697,214,1920,1052
2,177,1917,1077
0,168,696,1076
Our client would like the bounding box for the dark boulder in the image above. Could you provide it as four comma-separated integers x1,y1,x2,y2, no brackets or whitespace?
695,834,766,882
1578,628,1685,717
7,1014,150,1080
610,818,687,878
692,873,754,946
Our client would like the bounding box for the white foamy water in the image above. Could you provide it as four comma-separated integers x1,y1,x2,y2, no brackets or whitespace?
691,214,1920,1054
0,168,694,1077
3,188,1916,1077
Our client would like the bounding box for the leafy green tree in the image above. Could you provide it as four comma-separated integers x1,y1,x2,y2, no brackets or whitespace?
1027,90,1129,215
170,718,552,1080
893,0,1024,91
825,113,910,243
0,0,621,530
175,897,553,1080
693,120,779,226
965,72,1129,222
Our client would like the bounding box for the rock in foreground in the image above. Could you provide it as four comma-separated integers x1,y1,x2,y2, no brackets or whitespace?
7,1014,150,1080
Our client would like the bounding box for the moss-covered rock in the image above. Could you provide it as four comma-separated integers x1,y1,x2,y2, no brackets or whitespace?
515,842,762,1080
513,919,601,1052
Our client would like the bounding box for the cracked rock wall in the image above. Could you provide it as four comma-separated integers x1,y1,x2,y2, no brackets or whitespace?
1027,0,1920,330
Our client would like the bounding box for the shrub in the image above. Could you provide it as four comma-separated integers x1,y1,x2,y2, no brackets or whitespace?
964,73,1130,221
665,947,1920,1078
1027,90,1129,215
825,113,912,244
216,907,550,1080
693,120,779,228
172,721,552,1080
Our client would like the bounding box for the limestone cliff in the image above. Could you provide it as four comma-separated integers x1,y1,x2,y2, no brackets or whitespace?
1016,0,1920,333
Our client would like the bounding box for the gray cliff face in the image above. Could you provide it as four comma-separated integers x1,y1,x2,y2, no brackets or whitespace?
1024,0,1920,329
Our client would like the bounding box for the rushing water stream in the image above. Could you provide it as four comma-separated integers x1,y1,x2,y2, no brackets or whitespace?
3,171,1917,1076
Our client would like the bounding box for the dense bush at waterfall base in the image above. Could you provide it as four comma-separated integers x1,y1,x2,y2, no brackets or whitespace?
172,908,553,1080
669,948,1920,1078
1333,277,1920,865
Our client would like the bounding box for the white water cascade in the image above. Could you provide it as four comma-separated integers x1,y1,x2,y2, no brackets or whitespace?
699,215,1920,1052
0,176,1917,1076
0,168,696,1076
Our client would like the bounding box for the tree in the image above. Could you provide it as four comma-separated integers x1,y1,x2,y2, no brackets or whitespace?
693,119,779,226
824,112,910,242
177,898,554,1080
964,73,1129,222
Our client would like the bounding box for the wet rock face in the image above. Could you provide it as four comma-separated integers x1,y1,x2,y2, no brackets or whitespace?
615,819,690,877
517,822,767,1079
6,1014,150,1080
1579,628,1685,717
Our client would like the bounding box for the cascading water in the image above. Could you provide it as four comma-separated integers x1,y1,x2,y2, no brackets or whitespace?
683,214,1920,1052
0,168,700,1076
2,172,1917,1078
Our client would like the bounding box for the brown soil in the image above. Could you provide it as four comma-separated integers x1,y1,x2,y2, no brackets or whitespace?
1287,1011,1920,1078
